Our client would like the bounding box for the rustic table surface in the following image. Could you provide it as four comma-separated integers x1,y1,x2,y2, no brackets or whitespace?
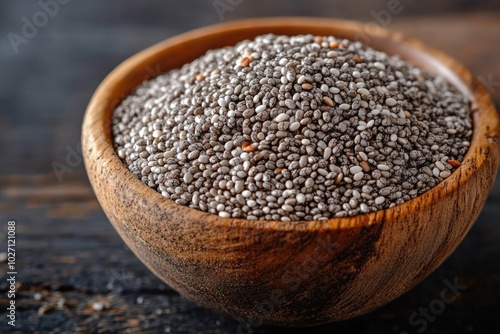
1,1,499,333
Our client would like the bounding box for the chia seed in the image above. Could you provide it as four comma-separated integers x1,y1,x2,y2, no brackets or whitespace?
112,34,472,221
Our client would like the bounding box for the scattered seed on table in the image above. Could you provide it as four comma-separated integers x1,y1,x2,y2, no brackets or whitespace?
93,302,104,312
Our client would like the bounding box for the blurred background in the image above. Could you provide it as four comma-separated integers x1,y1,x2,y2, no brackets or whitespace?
0,0,499,333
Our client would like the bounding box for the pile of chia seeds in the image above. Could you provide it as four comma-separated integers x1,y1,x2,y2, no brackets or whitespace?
112,34,472,221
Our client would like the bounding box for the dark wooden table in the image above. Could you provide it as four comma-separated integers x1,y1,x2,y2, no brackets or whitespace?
1,1,499,333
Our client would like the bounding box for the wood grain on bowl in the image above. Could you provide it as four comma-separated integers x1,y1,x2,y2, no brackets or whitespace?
82,18,500,327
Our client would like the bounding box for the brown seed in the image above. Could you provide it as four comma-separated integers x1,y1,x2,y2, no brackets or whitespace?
195,73,205,80
360,161,370,172
314,36,323,44
447,159,462,168
329,41,339,49
302,83,313,90
322,96,334,107
353,55,361,62
274,168,283,174
253,153,264,161
242,142,256,152
240,57,251,67
244,145,256,152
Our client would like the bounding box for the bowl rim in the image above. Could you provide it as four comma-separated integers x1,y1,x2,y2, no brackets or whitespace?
83,17,500,232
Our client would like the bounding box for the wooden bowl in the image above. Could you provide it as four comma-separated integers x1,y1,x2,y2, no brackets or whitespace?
82,18,500,327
